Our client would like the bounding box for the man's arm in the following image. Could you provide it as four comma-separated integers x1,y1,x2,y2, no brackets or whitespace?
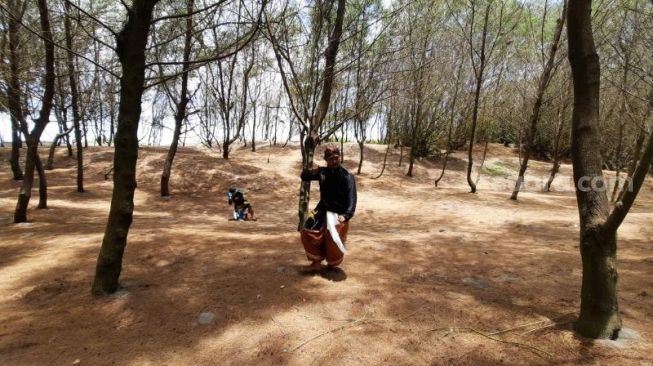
342,172,357,221
300,165,321,181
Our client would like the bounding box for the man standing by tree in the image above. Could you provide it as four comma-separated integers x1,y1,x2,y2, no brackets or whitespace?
300,145,357,271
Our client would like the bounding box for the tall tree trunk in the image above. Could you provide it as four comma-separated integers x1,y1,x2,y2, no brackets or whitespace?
568,0,621,339
406,102,420,177
340,123,345,162
465,3,491,194
251,99,257,152
511,1,567,200
221,52,254,160
108,77,116,146
544,90,569,192
466,75,483,193
296,0,346,230
14,0,55,223
64,0,84,192
92,0,160,295
161,0,193,198
298,133,317,230
407,39,428,178
7,0,25,181
55,67,74,156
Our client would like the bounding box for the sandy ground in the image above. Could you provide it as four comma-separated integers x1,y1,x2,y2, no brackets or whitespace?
0,142,652,366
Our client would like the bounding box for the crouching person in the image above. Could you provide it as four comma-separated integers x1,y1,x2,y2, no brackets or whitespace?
228,187,257,221
299,145,357,271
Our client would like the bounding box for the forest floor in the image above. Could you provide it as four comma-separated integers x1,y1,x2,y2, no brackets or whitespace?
0,142,652,366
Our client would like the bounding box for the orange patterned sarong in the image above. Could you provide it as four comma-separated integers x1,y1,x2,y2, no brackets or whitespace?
300,222,349,267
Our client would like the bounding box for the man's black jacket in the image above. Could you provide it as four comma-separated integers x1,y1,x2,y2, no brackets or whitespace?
300,165,357,221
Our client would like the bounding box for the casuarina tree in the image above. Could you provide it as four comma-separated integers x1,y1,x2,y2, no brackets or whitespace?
567,0,653,339
92,0,162,295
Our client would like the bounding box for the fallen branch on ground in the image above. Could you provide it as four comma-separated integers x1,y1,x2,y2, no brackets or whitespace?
429,326,553,362
488,312,576,336
292,303,429,352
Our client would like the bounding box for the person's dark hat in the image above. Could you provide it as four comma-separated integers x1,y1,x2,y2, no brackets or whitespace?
324,146,341,159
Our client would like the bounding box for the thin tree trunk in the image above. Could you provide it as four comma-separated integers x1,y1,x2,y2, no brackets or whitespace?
373,140,391,180
46,126,74,170
466,75,483,193
517,122,523,166
282,114,291,147
273,112,279,146
251,99,257,152
9,116,23,180
55,61,74,156
435,61,464,187
474,140,490,187
64,0,84,192
108,77,116,146
544,89,569,192
616,131,645,201
93,15,103,146
609,13,634,202
340,123,345,162
35,154,47,209
222,51,254,160
161,0,193,198
14,0,55,223
407,41,428,178
7,0,25,181
82,114,88,148
373,109,392,180
93,0,160,295
406,102,420,177
511,1,567,200
357,140,364,174
466,3,491,194
610,122,625,202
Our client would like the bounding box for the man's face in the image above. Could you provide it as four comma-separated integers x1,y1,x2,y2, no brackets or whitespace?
325,153,341,168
